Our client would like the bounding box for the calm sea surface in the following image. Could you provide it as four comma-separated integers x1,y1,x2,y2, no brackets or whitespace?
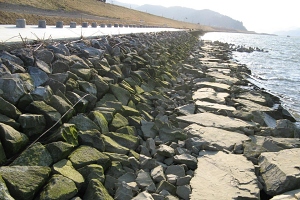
201,32,300,121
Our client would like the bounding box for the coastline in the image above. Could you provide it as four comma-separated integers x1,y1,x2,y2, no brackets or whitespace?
0,31,299,199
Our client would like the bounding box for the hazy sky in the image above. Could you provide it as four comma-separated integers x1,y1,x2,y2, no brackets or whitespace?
114,0,299,33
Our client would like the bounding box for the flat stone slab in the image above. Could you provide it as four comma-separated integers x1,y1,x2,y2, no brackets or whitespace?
244,135,300,163
233,98,273,112
236,91,271,106
270,189,300,200
195,100,236,112
177,112,258,132
185,124,249,151
190,151,260,200
192,88,229,104
259,148,300,196
206,71,239,85
195,81,231,92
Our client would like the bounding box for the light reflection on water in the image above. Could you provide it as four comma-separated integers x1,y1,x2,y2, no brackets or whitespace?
201,32,300,120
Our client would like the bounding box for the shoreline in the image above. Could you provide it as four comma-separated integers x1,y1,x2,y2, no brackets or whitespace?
0,31,299,199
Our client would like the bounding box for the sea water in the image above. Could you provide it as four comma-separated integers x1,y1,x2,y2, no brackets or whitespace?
201,32,300,121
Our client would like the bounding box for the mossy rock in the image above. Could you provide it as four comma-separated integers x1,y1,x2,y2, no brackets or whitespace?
104,152,130,167
65,78,79,91
109,113,129,131
0,174,14,200
69,114,100,132
48,95,75,122
11,142,53,166
77,80,97,97
106,161,126,179
68,145,111,170
78,130,105,152
0,123,28,158
44,123,78,146
83,179,113,200
90,74,109,99
0,114,20,132
96,93,117,107
110,84,131,105
101,135,129,154
104,132,139,150
88,111,109,134
128,116,143,128
0,141,6,165
120,105,140,117
52,159,84,189
116,126,137,136
128,149,140,160
0,166,51,200
65,91,88,113
45,141,75,163
0,97,21,120
77,164,105,190
25,101,62,128
156,180,176,195
18,114,46,138
69,68,92,81
39,174,78,200
105,101,123,113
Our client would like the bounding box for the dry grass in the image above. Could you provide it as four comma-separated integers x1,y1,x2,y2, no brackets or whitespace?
0,0,215,31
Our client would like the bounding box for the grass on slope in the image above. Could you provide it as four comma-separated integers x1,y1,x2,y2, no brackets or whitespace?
0,0,214,31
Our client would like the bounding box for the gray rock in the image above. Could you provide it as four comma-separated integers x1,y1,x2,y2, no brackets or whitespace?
190,151,260,200
35,49,54,65
11,142,53,166
78,164,105,189
195,100,236,112
45,123,78,146
104,132,139,150
11,48,34,66
192,87,229,104
175,103,195,115
157,144,175,157
173,154,197,170
0,113,20,131
274,119,299,138
78,130,105,152
259,148,300,196
25,101,62,128
0,97,21,120
110,84,131,105
114,181,133,200
45,141,75,163
176,175,192,186
45,78,66,94
177,112,258,133
0,166,51,200
156,180,176,195
165,165,185,178
104,152,130,166
0,123,28,157
36,59,52,74
151,165,166,183
65,91,88,113
28,66,49,87
158,124,187,143
132,191,154,200
88,111,109,134
166,174,177,185
69,114,100,132
0,51,24,66
0,78,27,104
176,185,191,200
141,121,157,139
101,135,129,154
106,161,126,179
52,60,70,74
48,95,75,122
39,174,78,200
31,85,53,102
136,170,154,189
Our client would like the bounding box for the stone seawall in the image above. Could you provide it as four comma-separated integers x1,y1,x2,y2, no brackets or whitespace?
0,31,299,199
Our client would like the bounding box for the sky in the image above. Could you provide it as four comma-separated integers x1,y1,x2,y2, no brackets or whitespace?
113,0,299,33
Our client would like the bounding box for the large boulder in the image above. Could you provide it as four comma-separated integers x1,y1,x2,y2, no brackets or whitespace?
45,141,75,163
48,95,75,122
78,130,105,152
10,142,53,166
68,145,111,169
0,78,27,104
259,148,300,196
0,166,51,200
104,132,139,150
190,151,260,200
69,114,100,132
101,135,129,154
18,114,46,138
52,159,85,189
25,101,62,128
39,174,78,200
0,174,14,200
77,164,105,190
44,123,78,146
88,111,109,134
0,123,28,157
0,97,21,120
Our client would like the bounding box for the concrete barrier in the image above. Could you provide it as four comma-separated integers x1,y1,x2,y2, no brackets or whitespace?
56,21,63,28
70,22,77,28
100,24,105,28
16,19,26,28
38,20,46,28
82,22,89,28
107,24,112,28
119,24,123,28
114,24,119,28
91,22,97,28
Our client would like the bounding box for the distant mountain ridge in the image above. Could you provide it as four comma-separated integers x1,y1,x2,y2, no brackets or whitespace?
135,4,247,31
